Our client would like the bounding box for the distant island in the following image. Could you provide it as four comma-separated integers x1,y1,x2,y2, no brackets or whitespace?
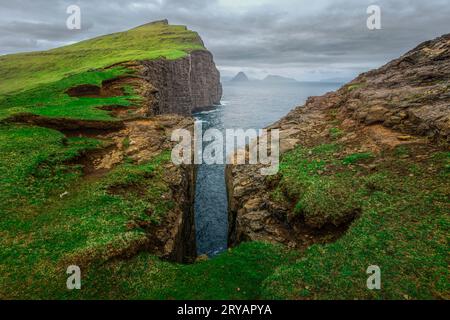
262,74,297,83
224,72,348,84
228,72,298,84
230,71,249,82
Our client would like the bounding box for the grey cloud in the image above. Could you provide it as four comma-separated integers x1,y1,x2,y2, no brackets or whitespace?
0,0,449,80
1,21,90,41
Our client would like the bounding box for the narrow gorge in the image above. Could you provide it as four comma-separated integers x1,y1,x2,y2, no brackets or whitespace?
0,19,448,300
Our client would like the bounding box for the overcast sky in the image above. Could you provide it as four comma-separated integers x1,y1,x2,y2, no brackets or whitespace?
1,0,449,81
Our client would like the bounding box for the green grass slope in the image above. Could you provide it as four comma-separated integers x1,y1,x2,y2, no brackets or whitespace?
3,124,446,299
0,124,296,300
0,20,204,96
263,143,449,300
0,21,204,122
0,125,176,298
0,67,137,121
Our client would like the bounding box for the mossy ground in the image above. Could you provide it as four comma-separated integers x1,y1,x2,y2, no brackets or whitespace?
0,124,297,300
42,242,298,300
0,125,176,298
0,67,138,121
263,142,449,300
2,123,446,300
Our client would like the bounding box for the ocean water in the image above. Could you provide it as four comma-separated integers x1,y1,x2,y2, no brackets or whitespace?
194,81,342,256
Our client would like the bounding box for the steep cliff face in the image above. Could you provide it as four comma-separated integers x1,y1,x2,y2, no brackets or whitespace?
102,116,198,263
141,50,222,115
227,33,450,248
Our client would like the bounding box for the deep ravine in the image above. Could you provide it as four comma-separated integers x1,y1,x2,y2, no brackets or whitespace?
193,81,342,256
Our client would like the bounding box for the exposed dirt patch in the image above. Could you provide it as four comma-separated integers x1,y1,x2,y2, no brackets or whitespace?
3,113,125,133
65,72,160,118
97,105,138,118
287,212,360,249
65,75,141,98
361,124,427,152
69,142,122,179
106,182,149,199
66,84,103,97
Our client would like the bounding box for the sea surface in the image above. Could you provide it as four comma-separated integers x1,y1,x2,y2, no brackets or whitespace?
194,81,342,256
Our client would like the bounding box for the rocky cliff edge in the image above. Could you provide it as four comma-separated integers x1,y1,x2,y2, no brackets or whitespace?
227,33,450,249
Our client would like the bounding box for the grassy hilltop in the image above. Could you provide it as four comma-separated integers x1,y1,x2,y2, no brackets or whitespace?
0,21,204,121
0,20,204,95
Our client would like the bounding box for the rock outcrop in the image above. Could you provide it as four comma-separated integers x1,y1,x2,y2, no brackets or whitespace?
227,33,450,249
341,33,450,143
120,116,197,263
141,50,222,115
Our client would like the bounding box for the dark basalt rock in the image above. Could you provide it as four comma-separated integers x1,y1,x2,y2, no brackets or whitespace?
140,50,222,115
